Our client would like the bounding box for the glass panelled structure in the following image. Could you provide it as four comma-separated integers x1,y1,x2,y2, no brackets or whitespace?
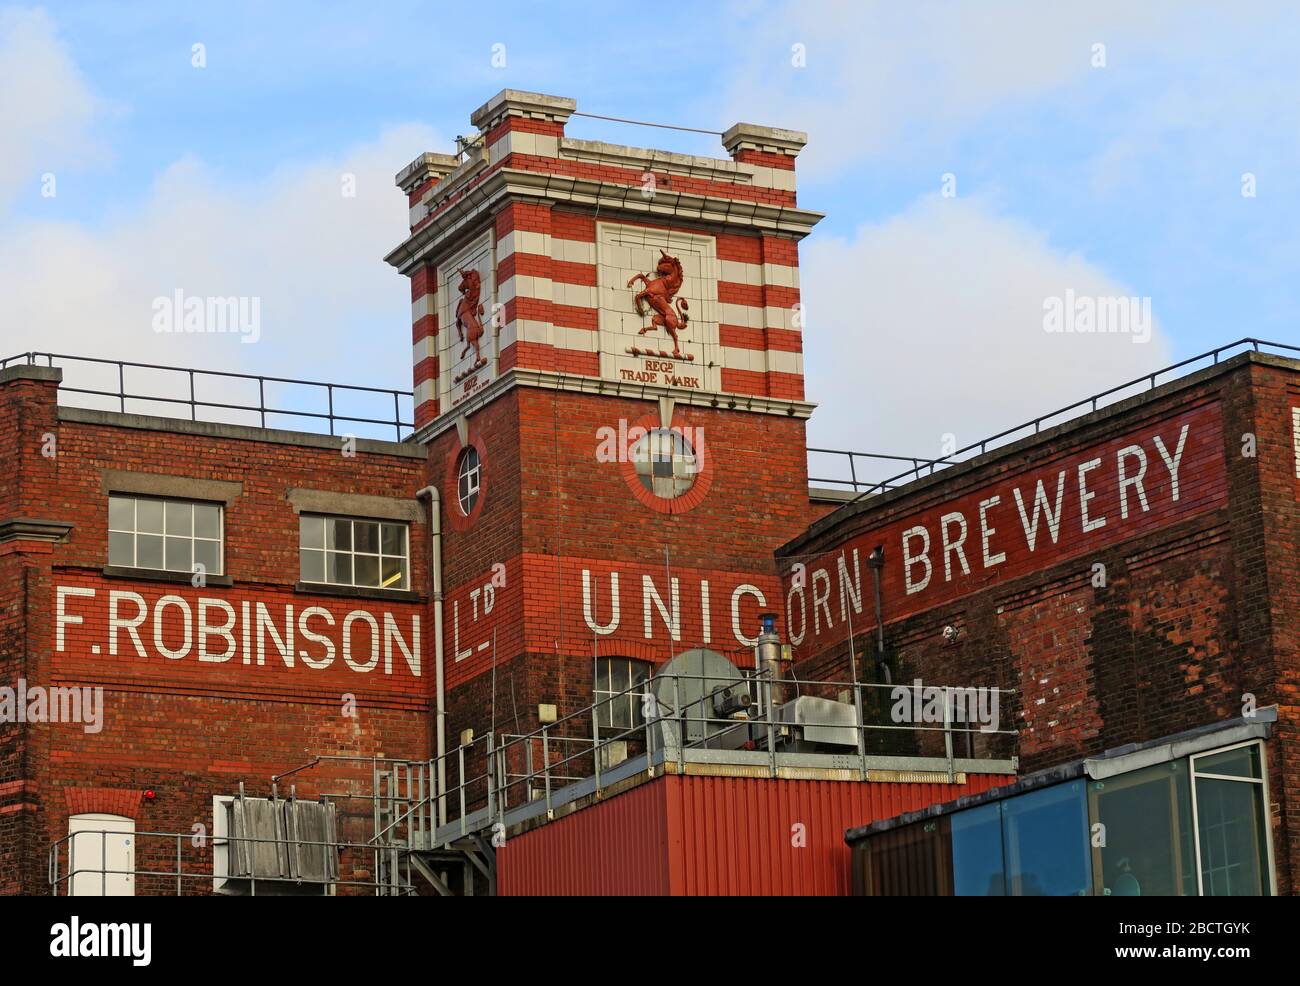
851,730,1274,897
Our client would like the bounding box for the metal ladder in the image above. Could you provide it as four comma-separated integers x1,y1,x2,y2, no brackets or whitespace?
369,757,496,896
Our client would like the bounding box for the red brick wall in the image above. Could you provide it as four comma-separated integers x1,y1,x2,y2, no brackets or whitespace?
0,371,432,894
428,384,814,754
778,354,1300,894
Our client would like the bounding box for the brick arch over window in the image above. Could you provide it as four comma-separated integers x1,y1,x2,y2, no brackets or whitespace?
593,640,664,666
62,787,145,820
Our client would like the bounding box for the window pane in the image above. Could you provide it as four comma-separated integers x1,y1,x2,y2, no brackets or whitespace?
1001,779,1091,896
194,503,221,539
381,556,406,590
108,496,134,531
951,803,1005,896
165,536,192,572
137,499,164,534
327,551,352,584
194,539,221,575
165,500,192,536
300,549,325,583
1090,761,1195,897
327,518,352,551
381,523,405,556
108,531,134,567
1196,776,1269,896
857,819,953,896
354,554,380,588
355,521,379,554
137,534,163,570
300,516,324,550
1195,746,1261,780
610,661,630,692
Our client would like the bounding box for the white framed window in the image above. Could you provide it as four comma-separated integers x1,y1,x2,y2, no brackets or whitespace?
108,494,223,575
594,657,651,732
299,515,409,590
631,428,698,499
456,446,481,515
1189,740,1272,896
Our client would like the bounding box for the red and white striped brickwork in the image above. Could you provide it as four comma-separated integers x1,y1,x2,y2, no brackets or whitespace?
392,91,818,432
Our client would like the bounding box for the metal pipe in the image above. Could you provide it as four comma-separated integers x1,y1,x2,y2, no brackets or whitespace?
416,485,448,827
867,546,888,684
755,613,783,712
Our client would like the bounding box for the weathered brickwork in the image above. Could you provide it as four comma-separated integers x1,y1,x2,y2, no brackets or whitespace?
778,354,1300,894
0,368,432,894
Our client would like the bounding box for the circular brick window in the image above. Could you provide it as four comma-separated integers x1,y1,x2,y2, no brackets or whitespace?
456,446,481,516
630,427,699,499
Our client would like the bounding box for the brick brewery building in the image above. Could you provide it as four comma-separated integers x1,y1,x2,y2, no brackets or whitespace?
0,89,1297,896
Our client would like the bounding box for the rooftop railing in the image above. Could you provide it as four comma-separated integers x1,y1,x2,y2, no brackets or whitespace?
1,351,415,442
809,337,1300,497
8,337,1297,484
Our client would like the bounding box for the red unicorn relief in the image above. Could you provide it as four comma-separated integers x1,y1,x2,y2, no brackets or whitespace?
454,269,488,375
627,251,691,359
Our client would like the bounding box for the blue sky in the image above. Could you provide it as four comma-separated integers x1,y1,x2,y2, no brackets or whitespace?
3,2,1298,458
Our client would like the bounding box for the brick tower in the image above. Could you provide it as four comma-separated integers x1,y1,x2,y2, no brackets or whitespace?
385,90,824,750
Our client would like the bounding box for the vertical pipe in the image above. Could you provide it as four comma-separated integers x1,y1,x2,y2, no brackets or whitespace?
416,486,448,827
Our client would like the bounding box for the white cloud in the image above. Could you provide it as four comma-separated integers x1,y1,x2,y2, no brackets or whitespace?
801,195,1173,480
723,0,1178,176
1,123,442,422
0,6,106,209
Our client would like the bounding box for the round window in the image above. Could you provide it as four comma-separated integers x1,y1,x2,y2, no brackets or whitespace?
456,446,481,515
630,428,698,499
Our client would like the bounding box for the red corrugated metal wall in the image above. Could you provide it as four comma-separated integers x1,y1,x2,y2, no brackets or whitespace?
497,778,672,895
497,773,1013,895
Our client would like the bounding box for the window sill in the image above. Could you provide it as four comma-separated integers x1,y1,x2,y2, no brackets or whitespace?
294,581,423,603
102,565,234,587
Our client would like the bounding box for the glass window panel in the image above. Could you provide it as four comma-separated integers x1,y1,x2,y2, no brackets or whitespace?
108,531,134,567
194,503,221,539
165,500,192,536
1195,746,1261,780
327,518,352,551
354,554,380,588
300,516,324,550
1001,779,1091,896
951,803,1005,896
857,819,954,896
327,551,352,584
355,522,379,554
300,549,325,584
108,496,134,532
137,499,164,534
381,524,404,556
380,556,406,590
137,534,164,570
165,536,192,572
194,539,221,575
1090,761,1194,897
1195,775,1269,896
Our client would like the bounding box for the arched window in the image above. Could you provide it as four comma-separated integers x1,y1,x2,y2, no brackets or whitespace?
456,446,481,515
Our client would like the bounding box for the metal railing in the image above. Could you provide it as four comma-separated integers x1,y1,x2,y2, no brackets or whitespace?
367,668,1019,856
44,669,1017,896
2,351,414,441
48,829,414,897
808,337,1300,497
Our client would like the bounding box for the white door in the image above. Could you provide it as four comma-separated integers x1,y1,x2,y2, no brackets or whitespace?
68,813,135,896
